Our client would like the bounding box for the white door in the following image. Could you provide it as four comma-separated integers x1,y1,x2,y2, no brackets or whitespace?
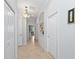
4,2,15,59
47,15,57,59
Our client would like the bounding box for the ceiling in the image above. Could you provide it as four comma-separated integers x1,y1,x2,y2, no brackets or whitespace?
17,0,50,18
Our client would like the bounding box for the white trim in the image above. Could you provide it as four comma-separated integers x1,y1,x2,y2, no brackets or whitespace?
4,0,15,14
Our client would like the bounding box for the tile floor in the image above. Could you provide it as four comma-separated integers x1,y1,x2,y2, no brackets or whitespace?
18,36,54,59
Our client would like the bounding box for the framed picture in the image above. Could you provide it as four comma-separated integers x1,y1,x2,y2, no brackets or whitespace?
40,23,44,34
68,8,75,23
39,12,44,35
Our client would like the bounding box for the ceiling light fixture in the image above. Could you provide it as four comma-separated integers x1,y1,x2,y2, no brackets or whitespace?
23,6,31,18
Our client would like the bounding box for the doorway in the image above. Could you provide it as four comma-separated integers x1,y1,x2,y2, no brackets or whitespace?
28,25,35,41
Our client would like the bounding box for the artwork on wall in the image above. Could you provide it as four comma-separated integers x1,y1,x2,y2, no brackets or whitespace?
39,12,44,35
68,8,75,23
40,22,44,34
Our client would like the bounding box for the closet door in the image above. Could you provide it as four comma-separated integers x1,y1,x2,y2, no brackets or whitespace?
4,2,15,59
47,14,57,59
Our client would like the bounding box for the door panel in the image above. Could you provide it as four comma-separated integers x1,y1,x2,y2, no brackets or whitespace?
4,2,15,59
47,15,57,59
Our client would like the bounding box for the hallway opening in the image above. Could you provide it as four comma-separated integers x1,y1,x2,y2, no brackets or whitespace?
29,25,35,40
18,23,54,59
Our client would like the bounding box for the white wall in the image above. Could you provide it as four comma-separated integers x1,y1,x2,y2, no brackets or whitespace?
22,17,27,45
36,12,48,52
37,0,75,59
17,14,28,46
57,0,75,59
17,13,23,46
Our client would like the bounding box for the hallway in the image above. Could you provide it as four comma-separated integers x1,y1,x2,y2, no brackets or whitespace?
4,0,75,59
18,36,54,59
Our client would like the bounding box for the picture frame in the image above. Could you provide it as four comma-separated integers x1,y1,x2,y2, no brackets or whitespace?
39,12,44,35
68,8,75,23
40,23,44,35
